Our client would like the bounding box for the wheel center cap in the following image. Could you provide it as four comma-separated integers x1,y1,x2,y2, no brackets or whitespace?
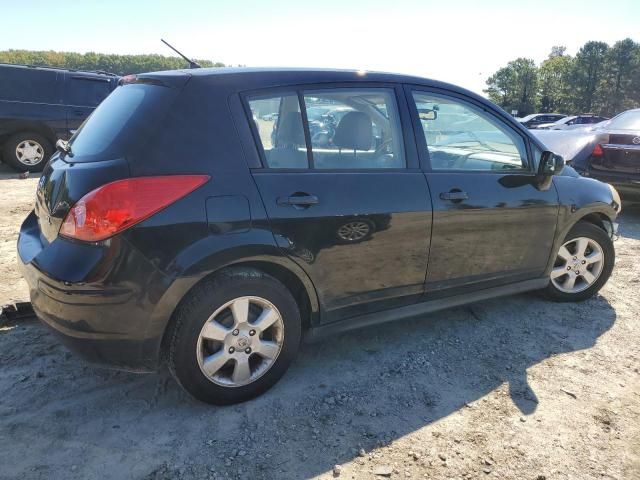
236,336,250,349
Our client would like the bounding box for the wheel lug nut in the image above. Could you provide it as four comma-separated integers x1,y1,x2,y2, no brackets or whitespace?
249,330,256,336
232,329,239,336
567,266,571,270
229,347,235,353
245,348,251,354
581,260,586,264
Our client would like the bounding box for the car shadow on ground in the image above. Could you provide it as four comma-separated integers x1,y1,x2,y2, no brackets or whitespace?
0,289,616,479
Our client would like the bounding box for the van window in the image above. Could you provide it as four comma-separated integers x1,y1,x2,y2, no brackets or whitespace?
0,67,62,103
302,89,405,169
66,78,112,107
248,94,308,169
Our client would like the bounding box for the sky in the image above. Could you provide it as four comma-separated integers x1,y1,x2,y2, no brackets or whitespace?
2,0,640,95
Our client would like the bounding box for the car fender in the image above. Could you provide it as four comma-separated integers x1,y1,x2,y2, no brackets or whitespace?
141,241,320,366
544,175,619,275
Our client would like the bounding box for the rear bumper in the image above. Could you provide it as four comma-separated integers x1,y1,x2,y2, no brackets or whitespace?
17,211,171,371
576,168,640,202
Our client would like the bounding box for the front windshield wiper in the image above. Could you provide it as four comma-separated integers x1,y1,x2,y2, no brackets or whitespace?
56,139,74,157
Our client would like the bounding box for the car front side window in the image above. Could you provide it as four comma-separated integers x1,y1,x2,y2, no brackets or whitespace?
412,92,528,172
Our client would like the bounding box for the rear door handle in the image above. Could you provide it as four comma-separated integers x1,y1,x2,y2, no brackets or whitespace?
277,194,319,207
439,190,469,201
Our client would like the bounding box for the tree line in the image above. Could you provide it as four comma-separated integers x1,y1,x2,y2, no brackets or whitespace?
484,39,640,117
0,49,225,76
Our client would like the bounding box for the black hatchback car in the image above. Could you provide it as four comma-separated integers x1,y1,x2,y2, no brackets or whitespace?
0,63,118,172
18,68,621,404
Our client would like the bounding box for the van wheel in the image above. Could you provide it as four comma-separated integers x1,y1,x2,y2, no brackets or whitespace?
543,222,614,302
167,268,302,405
2,132,53,172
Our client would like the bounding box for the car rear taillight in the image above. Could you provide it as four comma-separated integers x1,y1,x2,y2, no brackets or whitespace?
60,175,209,242
591,144,604,157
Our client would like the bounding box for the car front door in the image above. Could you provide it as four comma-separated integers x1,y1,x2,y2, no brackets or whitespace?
246,86,432,323
407,87,559,296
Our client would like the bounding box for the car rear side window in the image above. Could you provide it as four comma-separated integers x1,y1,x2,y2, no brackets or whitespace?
302,89,405,169
248,94,309,169
412,92,527,172
68,83,177,161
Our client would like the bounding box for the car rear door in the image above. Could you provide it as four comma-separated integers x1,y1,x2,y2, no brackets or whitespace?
244,85,432,323
407,86,559,296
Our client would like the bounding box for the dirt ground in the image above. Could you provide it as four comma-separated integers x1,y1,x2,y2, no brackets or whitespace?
0,162,638,480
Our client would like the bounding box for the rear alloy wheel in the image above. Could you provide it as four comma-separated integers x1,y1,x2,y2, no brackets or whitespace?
196,296,285,387
168,269,301,404
543,222,614,302
2,132,53,172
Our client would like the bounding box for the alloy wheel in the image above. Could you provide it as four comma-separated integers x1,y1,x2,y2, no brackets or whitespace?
337,221,371,242
550,236,605,293
15,140,45,166
196,296,284,387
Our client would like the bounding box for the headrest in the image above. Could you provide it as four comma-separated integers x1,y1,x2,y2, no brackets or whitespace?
333,111,373,151
276,112,305,146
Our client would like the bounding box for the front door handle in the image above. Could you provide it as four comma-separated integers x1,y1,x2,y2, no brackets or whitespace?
277,194,319,207
439,190,469,201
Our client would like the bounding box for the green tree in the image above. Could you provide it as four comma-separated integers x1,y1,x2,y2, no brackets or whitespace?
485,39,640,117
485,58,538,115
598,38,640,116
538,49,573,113
570,41,609,113
0,49,225,75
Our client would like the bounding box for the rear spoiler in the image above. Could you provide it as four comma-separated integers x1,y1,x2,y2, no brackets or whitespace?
118,71,191,89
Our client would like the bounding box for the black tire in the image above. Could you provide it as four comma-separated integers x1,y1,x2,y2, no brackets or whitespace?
2,131,53,173
167,268,302,405
542,221,615,302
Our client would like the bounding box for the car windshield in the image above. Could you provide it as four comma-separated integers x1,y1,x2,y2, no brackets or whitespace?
606,110,640,130
519,114,537,121
554,116,575,125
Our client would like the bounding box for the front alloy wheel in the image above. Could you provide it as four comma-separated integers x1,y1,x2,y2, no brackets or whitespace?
543,221,614,302
550,237,604,293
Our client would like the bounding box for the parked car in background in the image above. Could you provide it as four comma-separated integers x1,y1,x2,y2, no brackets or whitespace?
533,108,640,202
536,114,609,130
19,68,620,405
517,113,567,129
0,63,119,172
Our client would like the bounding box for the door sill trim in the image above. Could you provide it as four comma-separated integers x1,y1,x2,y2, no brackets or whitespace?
305,277,549,342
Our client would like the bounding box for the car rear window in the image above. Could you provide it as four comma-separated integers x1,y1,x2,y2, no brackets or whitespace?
67,83,178,162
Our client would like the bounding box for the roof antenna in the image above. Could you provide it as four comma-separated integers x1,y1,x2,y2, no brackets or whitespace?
161,38,202,69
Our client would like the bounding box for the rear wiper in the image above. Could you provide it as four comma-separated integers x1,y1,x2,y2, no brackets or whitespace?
56,139,74,157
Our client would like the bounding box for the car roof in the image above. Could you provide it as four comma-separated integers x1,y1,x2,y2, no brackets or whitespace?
143,67,480,97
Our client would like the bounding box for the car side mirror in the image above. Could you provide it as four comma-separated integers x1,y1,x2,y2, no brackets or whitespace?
538,151,564,176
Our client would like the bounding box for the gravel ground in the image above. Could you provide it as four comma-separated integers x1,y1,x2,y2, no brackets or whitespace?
1,164,639,480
